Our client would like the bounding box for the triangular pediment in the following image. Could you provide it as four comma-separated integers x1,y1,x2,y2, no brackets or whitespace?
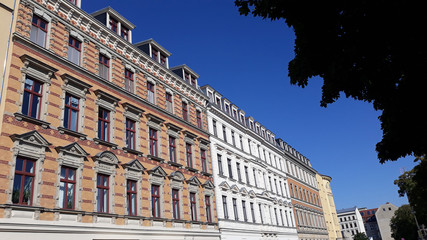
10,130,51,148
122,159,146,172
56,142,88,158
230,184,239,193
169,171,185,182
240,187,249,196
248,190,256,198
148,166,167,177
186,176,202,186
202,180,215,189
219,181,230,190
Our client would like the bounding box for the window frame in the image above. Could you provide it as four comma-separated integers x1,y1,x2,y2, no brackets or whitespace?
200,148,207,173
169,136,177,163
125,118,136,150
98,54,110,80
127,179,137,216
222,195,228,219
63,93,80,132
67,36,81,65
196,110,202,128
149,128,158,157
12,157,36,206
31,14,48,47
147,81,155,103
182,101,188,121
96,173,109,213
151,184,161,218
59,166,76,209
124,69,134,93
189,192,197,221
165,92,173,112
172,188,180,220
205,195,212,222
97,107,110,142
186,143,193,168
22,77,43,120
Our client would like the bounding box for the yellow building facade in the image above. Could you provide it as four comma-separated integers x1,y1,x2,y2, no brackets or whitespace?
316,173,342,240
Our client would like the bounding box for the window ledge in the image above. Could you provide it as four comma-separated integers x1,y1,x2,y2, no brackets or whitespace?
228,178,237,182
122,147,144,157
200,171,212,177
14,112,50,128
147,155,164,163
185,166,198,173
93,138,118,149
58,127,87,140
1,203,44,212
91,212,119,218
168,161,183,168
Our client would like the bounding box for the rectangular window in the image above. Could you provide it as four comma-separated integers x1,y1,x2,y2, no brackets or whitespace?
127,180,137,215
205,195,212,222
64,93,79,131
196,110,202,128
151,184,160,218
124,69,134,93
126,118,136,149
236,162,242,182
12,157,35,205
201,149,207,172
231,131,235,145
147,81,155,103
217,154,223,175
22,77,43,119
242,200,248,222
232,198,238,220
239,135,243,149
121,26,129,41
149,128,158,156
98,54,110,80
227,158,233,179
259,204,264,224
244,166,250,184
186,143,193,167
97,108,110,141
166,93,173,112
151,48,158,61
172,189,180,219
212,120,217,136
191,78,196,87
274,208,279,225
184,73,190,82
169,137,176,162
190,192,197,221
222,195,228,219
250,202,255,222
253,169,257,187
182,102,188,121
68,36,81,65
222,126,227,142
96,174,109,213
59,166,76,209
31,15,47,47
109,18,118,33
160,54,166,66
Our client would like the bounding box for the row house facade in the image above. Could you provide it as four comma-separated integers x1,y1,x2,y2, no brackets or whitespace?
316,174,341,240
0,0,220,239
276,139,329,240
202,85,299,240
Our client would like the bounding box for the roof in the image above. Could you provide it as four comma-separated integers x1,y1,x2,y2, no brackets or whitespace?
91,6,136,29
337,206,358,214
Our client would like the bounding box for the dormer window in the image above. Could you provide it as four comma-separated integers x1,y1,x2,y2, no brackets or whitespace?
240,114,244,123
160,54,167,66
225,104,230,114
109,17,118,33
151,48,158,62
170,64,199,88
184,73,190,82
233,109,237,119
215,97,221,106
121,26,129,41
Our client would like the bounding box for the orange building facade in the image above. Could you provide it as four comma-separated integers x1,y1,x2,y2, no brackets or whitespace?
0,0,219,239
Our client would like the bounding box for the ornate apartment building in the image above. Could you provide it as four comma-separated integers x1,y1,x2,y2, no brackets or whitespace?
0,0,220,239
276,139,329,240
202,85,298,240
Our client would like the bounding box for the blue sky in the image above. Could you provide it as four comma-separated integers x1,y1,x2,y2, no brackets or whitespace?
82,0,417,210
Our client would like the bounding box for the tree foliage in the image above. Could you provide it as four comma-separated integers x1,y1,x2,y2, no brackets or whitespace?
390,205,418,240
353,232,369,240
235,0,427,162
394,156,427,226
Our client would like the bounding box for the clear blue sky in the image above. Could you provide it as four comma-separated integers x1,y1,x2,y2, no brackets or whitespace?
82,0,417,210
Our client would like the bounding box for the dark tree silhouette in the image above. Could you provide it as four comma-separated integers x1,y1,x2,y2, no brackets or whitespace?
235,0,427,163
390,205,419,240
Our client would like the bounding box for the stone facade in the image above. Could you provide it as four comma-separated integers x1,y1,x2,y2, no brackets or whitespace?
375,202,397,240
0,0,219,239
337,207,366,239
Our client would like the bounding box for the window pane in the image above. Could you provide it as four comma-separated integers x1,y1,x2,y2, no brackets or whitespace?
30,95,41,119
67,183,74,209
12,175,22,204
25,160,34,173
59,181,65,208
15,158,23,172
70,109,78,131
22,175,33,204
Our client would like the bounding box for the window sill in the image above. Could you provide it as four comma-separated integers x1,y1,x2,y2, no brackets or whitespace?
58,127,87,140
228,178,237,182
14,112,50,128
147,155,164,163
93,138,118,149
201,171,212,177
185,166,198,173
123,147,144,157
168,161,183,168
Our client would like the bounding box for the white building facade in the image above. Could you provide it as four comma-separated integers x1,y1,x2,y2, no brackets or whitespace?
202,85,299,240
337,207,366,239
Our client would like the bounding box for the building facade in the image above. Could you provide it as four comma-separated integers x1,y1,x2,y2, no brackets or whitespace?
202,85,298,240
359,208,381,240
0,0,220,239
316,174,341,240
276,139,329,240
337,207,366,239
375,203,397,240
